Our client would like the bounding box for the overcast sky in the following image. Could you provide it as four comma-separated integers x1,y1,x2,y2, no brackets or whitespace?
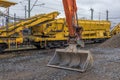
1,0,120,27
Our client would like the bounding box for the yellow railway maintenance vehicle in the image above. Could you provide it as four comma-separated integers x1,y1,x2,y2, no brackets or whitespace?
111,23,120,36
30,18,111,49
79,20,111,43
0,14,50,44
0,11,59,51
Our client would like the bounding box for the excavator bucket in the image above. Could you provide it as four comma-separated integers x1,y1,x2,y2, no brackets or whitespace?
47,44,93,72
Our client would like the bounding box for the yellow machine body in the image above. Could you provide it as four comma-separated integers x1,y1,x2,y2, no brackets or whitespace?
111,23,120,36
30,18,111,49
32,18,111,40
0,0,16,8
79,20,111,40
0,11,59,51
30,18,68,48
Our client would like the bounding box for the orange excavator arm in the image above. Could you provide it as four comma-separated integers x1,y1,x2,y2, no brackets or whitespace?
62,0,78,37
47,0,93,72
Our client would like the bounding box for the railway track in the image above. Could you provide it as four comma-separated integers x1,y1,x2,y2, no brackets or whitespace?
0,43,100,59
0,48,55,59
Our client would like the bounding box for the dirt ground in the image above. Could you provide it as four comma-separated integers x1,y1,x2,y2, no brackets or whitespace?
0,43,120,80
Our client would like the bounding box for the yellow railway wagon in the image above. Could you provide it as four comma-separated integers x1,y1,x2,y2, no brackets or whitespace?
111,23,120,36
79,20,111,42
30,18,111,48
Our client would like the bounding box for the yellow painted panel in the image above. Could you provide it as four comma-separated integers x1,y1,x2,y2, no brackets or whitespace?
0,0,16,8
